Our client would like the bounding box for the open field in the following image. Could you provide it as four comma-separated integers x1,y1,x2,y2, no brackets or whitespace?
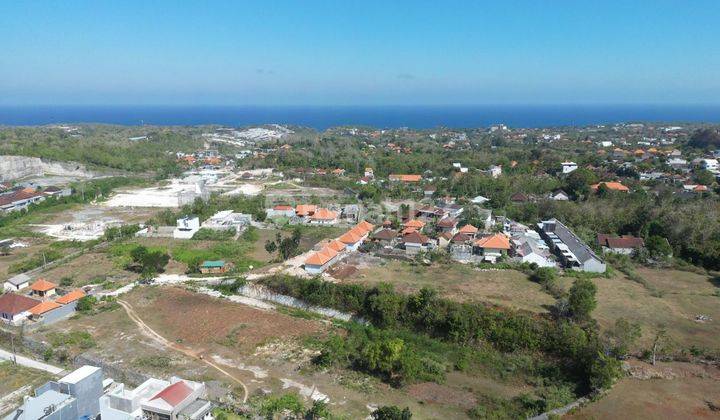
345,258,554,313
569,360,720,419
558,268,720,350
39,250,135,288
0,237,82,280
0,361,55,396
29,284,540,418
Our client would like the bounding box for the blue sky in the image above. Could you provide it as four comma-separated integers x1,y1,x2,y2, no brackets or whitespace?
1,0,719,105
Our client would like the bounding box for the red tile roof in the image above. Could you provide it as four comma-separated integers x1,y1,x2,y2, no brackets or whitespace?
597,234,644,249
389,174,422,182
310,208,338,221
31,279,57,292
474,233,511,250
0,189,45,207
403,231,429,245
0,293,41,315
151,381,193,407
295,204,317,216
305,246,338,266
29,300,62,316
458,224,478,234
55,289,86,305
591,182,630,192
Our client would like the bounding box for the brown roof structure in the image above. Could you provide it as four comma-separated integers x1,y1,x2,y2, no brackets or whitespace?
403,231,429,245
372,229,397,241
0,293,40,316
597,234,645,249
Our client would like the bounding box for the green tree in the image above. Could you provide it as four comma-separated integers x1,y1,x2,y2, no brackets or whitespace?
76,296,97,312
588,352,622,390
605,317,641,357
372,406,412,420
568,278,597,321
645,235,672,260
128,245,170,276
565,168,597,199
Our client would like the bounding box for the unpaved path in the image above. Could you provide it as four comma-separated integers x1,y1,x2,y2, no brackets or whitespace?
117,299,249,402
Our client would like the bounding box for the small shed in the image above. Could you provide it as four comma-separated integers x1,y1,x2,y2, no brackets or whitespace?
200,260,231,274
31,279,57,298
4,273,30,292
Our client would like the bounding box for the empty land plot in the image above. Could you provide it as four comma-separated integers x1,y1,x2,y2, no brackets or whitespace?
126,286,322,351
246,228,280,262
345,260,554,313
0,361,55,396
557,269,720,350
32,300,216,381
39,251,132,287
568,361,720,419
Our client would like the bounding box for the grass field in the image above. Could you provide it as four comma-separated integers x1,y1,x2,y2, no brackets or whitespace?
558,268,720,350
568,360,720,419
0,361,55,396
346,259,554,313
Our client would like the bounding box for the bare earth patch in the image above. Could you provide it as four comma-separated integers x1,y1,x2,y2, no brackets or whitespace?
407,382,478,409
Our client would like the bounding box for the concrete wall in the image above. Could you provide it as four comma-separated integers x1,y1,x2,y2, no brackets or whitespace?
36,302,76,325
0,155,96,182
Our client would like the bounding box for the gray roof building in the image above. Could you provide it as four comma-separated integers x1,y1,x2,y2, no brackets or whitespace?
537,219,606,273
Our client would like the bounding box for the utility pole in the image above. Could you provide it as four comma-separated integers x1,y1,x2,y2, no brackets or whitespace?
10,334,16,365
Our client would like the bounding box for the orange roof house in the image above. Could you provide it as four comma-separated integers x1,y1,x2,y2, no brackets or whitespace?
56,289,86,305
474,233,511,250
295,204,317,217
339,229,365,245
458,224,478,235
389,174,422,183
31,279,57,293
310,208,338,221
305,246,339,268
327,240,347,253
355,220,375,234
403,219,426,230
29,300,62,316
590,182,630,192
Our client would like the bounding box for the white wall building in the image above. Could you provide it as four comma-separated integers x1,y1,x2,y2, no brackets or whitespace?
561,162,578,174
173,216,200,239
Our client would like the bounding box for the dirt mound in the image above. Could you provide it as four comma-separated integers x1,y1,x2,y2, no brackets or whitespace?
329,264,358,279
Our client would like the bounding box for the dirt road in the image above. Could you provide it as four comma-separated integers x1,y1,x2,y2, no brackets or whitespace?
117,299,249,402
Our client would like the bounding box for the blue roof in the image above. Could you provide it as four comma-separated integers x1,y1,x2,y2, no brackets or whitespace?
201,260,225,268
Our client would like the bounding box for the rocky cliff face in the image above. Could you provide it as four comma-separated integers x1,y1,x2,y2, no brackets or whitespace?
0,155,97,182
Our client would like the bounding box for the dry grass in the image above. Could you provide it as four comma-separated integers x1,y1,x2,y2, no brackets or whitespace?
568,361,720,419
0,361,55,395
558,268,720,349
346,259,554,313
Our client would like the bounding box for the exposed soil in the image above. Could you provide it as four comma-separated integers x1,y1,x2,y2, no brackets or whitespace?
129,286,322,350
407,382,477,409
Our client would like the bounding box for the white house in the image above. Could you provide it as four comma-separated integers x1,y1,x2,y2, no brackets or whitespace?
173,216,200,239
489,165,502,178
3,273,30,291
471,195,490,205
201,210,251,232
0,293,40,324
548,190,570,201
700,158,719,174
561,162,578,174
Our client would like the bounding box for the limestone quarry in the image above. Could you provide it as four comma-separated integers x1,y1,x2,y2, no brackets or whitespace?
0,155,98,182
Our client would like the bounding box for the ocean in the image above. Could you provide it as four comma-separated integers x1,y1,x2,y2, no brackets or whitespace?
0,104,719,129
